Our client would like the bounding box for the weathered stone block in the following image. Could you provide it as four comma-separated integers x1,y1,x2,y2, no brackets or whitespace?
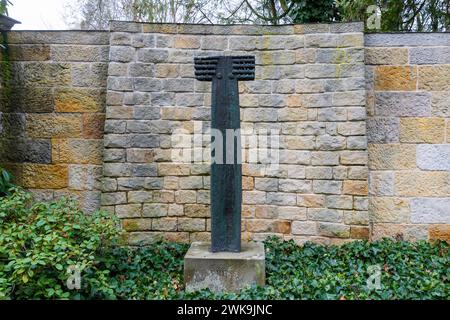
175,190,197,204
372,224,428,241
201,36,228,50
110,46,135,62
52,45,109,62
317,108,347,122
26,114,82,139
347,136,367,150
343,180,368,196
100,192,127,206
417,144,450,171
337,122,366,136
369,144,416,170
74,63,108,88
400,118,445,143
292,221,317,235
375,66,417,91
246,219,290,234
365,48,408,65
174,36,201,49
152,218,177,231
395,171,450,197
143,203,168,217
110,33,132,46
20,164,68,189
123,219,152,231
129,63,155,77
305,167,333,180
375,92,431,117
255,178,278,192
279,179,311,193
185,204,210,218
184,242,265,293
316,135,346,151
137,49,169,63
115,204,142,218
311,151,339,166
410,198,450,223
370,197,409,223
369,171,394,196
132,34,155,48
431,91,450,117
348,166,368,180
168,204,184,216
367,118,399,143
325,195,353,210
82,114,105,139
313,180,342,194
419,65,450,91
344,210,369,225
350,226,370,239
340,151,368,165
178,218,206,232
308,208,342,222
0,138,51,164
6,44,51,61
429,225,450,243
318,222,350,238
52,139,103,164
266,192,296,206
68,165,102,191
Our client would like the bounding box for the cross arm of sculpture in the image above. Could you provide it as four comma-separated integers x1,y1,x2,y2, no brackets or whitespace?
194,56,255,253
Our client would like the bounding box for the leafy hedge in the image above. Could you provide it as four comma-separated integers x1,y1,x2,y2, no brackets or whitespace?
0,189,448,300
94,237,448,300
0,188,120,299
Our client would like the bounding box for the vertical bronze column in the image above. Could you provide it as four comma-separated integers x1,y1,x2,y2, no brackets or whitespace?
194,56,255,252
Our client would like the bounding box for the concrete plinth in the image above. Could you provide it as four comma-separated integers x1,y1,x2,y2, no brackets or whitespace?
184,242,265,293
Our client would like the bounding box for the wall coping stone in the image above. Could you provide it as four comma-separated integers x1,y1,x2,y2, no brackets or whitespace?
5,31,110,45
109,20,364,35
366,33,450,47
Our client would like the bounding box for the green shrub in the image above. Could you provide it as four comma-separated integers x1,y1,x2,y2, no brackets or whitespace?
89,237,448,300
0,189,448,300
0,188,120,299
88,243,189,299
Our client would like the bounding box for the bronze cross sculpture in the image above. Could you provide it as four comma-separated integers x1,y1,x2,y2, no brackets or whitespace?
194,56,255,253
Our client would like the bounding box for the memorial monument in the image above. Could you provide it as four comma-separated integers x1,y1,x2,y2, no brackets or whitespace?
184,56,266,292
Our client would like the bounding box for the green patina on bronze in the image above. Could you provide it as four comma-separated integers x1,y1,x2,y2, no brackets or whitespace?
194,56,255,253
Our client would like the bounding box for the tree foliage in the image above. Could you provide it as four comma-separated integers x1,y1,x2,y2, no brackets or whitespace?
290,0,340,24
65,0,217,30
0,0,12,16
339,0,450,32
65,0,450,31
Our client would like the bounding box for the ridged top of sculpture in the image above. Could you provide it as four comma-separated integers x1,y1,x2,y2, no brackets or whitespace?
194,56,256,82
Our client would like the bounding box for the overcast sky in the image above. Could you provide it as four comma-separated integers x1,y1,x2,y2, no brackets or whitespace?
9,0,70,30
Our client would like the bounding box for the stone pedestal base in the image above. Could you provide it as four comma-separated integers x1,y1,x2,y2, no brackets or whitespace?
184,242,265,293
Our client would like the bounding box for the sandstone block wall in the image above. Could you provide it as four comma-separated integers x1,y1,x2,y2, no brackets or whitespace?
0,31,109,212
366,33,450,242
102,22,368,245
1,24,448,244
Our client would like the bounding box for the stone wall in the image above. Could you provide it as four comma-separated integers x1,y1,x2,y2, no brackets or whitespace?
0,31,109,212
1,24,448,244
366,33,450,242
102,22,368,245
